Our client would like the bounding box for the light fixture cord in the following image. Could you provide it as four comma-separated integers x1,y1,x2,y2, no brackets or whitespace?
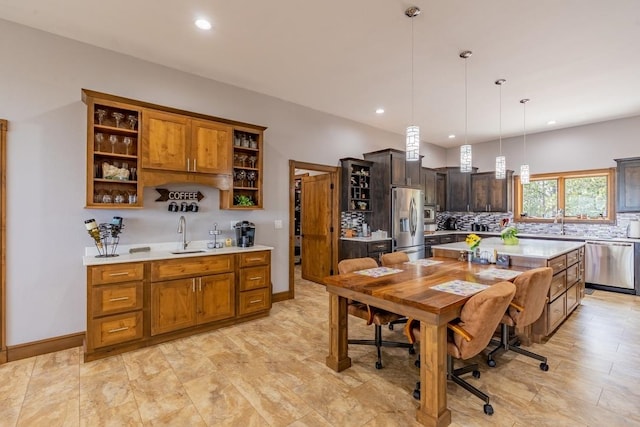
464,57,468,145
411,16,415,124
523,101,527,160
499,83,502,155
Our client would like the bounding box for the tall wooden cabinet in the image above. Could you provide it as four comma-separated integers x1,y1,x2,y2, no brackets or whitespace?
615,157,640,212
340,158,373,211
470,170,513,212
437,166,477,212
83,92,143,208
221,126,264,209
420,167,437,206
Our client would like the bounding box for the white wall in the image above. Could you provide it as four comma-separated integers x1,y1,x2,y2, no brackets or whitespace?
444,115,640,173
0,19,414,345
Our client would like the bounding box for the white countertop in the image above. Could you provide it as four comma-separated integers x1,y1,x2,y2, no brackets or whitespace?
426,230,640,243
340,237,392,242
432,237,585,259
83,241,274,266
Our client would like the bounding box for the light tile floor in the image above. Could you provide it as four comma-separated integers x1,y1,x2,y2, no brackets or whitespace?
1,270,640,426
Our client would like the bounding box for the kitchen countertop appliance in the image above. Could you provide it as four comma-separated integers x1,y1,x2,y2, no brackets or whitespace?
234,221,255,247
392,187,424,261
585,240,635,294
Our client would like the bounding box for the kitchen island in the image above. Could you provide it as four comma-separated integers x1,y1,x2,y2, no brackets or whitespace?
433,237,585,342
83,242,273,361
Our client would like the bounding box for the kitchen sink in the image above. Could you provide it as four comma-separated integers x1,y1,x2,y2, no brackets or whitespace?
170,250,206,254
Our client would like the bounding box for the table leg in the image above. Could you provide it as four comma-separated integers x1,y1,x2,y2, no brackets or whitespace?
326,293,351,372
416,321,451,427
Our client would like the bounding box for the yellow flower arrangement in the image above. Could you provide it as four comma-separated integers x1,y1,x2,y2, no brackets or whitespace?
465,233,482,250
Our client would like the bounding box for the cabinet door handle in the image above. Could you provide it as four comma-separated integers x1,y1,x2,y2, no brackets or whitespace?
192,278,196,293
193,159,197,172
198,277,202,292
109,272,129,277
109,296,130,302
108,326,129,333
249,276,262,281
187,158,190,172
249,299,263,304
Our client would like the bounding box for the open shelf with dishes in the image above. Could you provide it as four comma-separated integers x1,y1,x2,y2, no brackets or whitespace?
220,127,264,209
340,158,373,212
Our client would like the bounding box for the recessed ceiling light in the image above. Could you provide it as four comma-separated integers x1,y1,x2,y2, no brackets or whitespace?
448,134,456,139
547,120,556,125
375,108,385,114
195,19,212,30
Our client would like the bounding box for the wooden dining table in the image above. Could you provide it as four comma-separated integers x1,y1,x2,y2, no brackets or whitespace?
323,257,526,427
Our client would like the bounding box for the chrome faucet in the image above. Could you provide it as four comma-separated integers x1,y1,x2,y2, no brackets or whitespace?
177,215,189,250
554,209,565,235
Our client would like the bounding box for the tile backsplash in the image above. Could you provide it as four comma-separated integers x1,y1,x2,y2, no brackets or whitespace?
341,211,368,237
437,211,640,238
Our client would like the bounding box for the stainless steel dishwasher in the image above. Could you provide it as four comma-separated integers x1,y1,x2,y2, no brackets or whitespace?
585,240,635,290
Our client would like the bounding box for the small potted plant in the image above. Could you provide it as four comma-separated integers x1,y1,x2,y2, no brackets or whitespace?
501,225,519,245
234,195,254,207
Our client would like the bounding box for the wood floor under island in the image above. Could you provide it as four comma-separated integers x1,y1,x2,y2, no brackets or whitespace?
432,237,585,343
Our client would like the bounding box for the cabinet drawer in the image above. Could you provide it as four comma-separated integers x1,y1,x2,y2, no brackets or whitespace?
151,255,233,281
367,241,391,253
240,266,270,291
239,251,270,267
566,282,580,314
424,237,439,245
548,293,567,332
439,235,455,244
549,270,567,300
566,249,580,267
239,288,270,315
548,254,567,275
92,282,143,317
566,262,580,287
91,263,144,285
91,311,143,348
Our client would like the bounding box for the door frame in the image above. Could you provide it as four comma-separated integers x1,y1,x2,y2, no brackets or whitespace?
285,160,340,300
1,120,7,363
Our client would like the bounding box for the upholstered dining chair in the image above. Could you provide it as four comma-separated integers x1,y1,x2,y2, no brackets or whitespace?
406,281,516,415
380,251,410,331
338,257,414,369
487,266,553,371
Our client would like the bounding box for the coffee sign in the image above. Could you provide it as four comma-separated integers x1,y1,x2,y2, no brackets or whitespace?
155,188,205,202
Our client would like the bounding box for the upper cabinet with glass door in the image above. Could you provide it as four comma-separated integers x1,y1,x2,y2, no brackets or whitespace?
83,90,142,209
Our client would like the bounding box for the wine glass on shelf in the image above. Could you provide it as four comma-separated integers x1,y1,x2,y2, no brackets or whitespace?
238,154,248,167
235,170,246,187
123,137,133,155
127,114,138,130
247,171,257,188
109,135,118,153
111,112,124,128
95,132,104,151
96,109,107,125
248,155,257,168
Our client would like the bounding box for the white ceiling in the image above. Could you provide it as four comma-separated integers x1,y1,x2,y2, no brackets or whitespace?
2,0,640,148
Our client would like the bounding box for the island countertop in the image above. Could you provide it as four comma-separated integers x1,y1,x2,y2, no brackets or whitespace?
432,237,584,259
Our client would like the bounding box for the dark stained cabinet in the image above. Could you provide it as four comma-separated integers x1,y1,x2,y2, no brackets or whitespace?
421,167,437,205
340,158,373,212
436,173,446,212
470,170,513,212
437,167,477,212
616,157,640,212
339,239,391,264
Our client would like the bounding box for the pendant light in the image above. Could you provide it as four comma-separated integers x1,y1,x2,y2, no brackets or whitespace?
520,98,531,184
495,79,506,179
405,6,420,161
460,50,473,172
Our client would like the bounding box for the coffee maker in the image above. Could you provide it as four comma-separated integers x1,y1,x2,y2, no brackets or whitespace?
234,221,256,247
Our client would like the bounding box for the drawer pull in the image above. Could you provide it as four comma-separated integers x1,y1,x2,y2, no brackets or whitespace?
107,326,129,333
108,296,130,302
109,272,130,277
249,299,263,304
246,257,262,262
249,276,263,281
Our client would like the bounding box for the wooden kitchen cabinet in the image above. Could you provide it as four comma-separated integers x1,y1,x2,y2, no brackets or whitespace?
83,91,143,209
340,158,373,211
615,157,640,212
470,170,513,212
437,166,477,212
238,251,271,316
420,167,437,206
436,172,446,212
339,239,391,264
142,109,233,175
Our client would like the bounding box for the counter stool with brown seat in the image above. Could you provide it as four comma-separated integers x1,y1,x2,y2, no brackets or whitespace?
406,281,516,415
486,266,553,371
338,257,414,369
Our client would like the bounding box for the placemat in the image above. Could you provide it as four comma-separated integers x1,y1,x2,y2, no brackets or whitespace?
354,267,403,278
432,280,490,296
404,259,444,267
475,268,522,281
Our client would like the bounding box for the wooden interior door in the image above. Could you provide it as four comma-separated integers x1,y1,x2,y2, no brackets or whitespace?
0,119,6,363
301,173,334,283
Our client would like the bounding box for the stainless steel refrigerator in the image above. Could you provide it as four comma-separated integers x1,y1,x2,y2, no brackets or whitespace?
392,186,424,261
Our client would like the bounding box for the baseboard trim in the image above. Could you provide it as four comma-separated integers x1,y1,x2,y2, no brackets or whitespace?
6,332,84,363
272,290,292,303
0,348,7,364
